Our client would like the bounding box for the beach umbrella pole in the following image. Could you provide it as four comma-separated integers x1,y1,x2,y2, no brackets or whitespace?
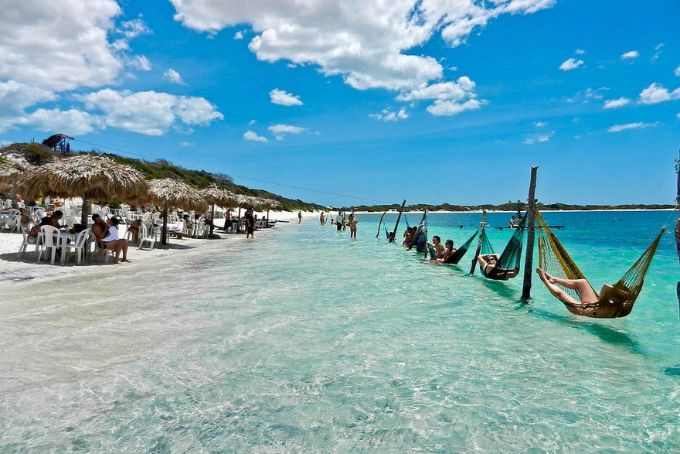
210,203,215,236
81,195,90,227
162,208,168,245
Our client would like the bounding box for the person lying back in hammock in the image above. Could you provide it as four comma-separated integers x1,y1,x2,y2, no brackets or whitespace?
477,254,520,278
536,268,613,305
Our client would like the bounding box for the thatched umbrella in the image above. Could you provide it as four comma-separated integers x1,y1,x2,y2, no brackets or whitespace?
259,198,283,224
146,178,207,245
200,185,239,235
16,154,146,225
0,161,25,205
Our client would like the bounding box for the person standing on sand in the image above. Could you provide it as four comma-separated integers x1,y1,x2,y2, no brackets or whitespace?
298,211,302,224
245,207,255,238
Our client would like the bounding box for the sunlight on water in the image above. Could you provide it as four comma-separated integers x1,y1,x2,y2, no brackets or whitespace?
1,211,679,452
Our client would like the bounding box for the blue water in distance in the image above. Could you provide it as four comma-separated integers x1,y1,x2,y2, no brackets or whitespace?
0,211,678,452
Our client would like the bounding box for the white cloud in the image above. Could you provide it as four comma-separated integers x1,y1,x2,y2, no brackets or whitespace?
674,65,680,77
243,130,268,142
639,83,680,105
533,121,547,128
651,42,664,61
128,55,152,71
169,0,555,95
79,89,223,135
396,76,482,116
603,97,631,109
268,123,306,140
0,0,124,92
24,108,98,136
370,107,409,122
608,122,657,133
523,131,554,144
117,18,151,39
676,113,679,120
559,58,584,71
179,141,195,147
164,68,185,84
565,87,608,103
620,50,639,60
269,88,303,106
427,98,482,116
575,49,586,55
233,30,245,40
0,80,58,132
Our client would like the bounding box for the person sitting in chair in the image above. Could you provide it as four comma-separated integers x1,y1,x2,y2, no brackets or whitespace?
477,254,519,278
49,210,64,228
28,217,51,243
100,217,130,264
536,268,612,305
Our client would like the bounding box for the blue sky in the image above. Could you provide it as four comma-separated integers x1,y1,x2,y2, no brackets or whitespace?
0,0,678,206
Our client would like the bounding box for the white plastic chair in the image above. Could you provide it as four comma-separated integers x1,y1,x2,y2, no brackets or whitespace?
138,223,156,250
18,226,41,257
37,225,60,264
62,230,90,265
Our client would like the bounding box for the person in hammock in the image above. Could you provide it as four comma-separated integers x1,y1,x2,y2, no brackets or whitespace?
535,268,612,305
437,240,456,263
477,254,520,278
428,236,445,259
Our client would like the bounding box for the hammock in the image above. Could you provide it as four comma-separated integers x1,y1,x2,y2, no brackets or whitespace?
443,230,479,264
408,211,428,253
535,209,665,318
478,215,526,280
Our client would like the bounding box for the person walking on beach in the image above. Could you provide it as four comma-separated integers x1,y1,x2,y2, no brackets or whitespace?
245,207,255,238
320,212,325,225
298,211,302,224
348,214,358,239
336,210,343,231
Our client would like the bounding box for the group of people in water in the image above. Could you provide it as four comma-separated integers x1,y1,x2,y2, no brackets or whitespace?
320,211,358,239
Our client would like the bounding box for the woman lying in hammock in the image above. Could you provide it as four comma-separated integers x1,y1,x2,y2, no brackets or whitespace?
477,254,520,278
536,268,612,305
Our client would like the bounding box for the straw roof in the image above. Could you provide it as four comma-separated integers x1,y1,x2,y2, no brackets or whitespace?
258,198,283,210
146,178,208,211
0,161,25,192
200,185,239,208
16,154,146,201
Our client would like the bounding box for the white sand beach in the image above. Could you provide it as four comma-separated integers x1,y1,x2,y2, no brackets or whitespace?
0,210,320,284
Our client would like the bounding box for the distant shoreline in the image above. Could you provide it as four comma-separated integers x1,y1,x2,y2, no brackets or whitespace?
352,208,676,215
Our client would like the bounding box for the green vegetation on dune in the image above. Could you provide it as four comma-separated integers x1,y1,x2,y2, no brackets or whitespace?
0,143,325,212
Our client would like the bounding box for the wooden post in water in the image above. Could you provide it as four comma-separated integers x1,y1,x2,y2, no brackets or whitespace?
389,199,406,243
521,166,539,300
469,209,487,274
376,209,387,238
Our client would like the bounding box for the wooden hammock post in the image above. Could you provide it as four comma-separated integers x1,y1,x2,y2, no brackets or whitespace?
389,199,406,243
376,209,387,238
470,209,487,274
521,166,538,300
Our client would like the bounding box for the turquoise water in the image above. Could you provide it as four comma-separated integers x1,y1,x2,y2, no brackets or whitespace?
1,211,679,452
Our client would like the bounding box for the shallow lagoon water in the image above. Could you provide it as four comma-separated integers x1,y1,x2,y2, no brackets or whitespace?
1,211,679,452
